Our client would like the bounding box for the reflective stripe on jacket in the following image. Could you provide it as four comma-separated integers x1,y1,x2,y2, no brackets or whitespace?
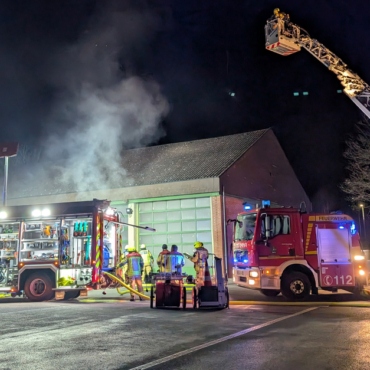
140,249,154,266
190,246,209,272
157,250,170,271
119,252,144,277
164,252,185,273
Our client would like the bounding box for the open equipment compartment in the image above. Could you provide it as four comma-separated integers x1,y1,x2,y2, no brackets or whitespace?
58,216,94,288
0,221,20,289
20,220,59,262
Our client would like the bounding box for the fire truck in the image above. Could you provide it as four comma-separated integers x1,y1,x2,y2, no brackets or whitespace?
0,199,132,301
232,206,369,299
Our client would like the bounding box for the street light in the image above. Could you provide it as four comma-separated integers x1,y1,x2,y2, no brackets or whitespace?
0,142,18,206
359,204,366,239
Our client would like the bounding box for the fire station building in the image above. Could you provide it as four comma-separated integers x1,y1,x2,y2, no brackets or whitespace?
8,128,310,275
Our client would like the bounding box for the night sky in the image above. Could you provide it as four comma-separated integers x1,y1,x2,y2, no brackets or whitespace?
0,0,369,213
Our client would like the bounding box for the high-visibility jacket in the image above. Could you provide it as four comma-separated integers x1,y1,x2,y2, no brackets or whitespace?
157,250,170,272
119,252,144,278
190,246,209,274
140,249,154,266
164,251,185,273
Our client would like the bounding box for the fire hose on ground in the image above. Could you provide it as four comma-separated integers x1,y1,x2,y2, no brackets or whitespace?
102,271,151,300
116,283,154,295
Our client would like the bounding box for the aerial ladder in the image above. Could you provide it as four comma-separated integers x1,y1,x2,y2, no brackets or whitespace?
265,9,370,119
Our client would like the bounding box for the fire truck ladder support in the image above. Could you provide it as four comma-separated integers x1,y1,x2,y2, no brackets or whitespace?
265,12,370,119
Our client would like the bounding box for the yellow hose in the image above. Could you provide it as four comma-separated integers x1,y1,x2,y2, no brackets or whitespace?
116,288,130,295
117,283,154,295
102,271,150,300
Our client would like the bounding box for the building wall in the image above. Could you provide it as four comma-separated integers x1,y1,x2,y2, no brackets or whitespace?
211,195,224,269
7,178,220,206
220,129,311,210
224,196,245,275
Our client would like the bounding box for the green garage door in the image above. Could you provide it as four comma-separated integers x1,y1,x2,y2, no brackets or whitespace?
138,197,212,275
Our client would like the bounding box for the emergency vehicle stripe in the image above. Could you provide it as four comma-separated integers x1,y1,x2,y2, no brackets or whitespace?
259,256,295,259
95,215,101,269
305,223,313,252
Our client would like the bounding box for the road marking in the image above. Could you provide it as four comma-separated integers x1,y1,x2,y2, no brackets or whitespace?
129,307,319,370
229,301,370,307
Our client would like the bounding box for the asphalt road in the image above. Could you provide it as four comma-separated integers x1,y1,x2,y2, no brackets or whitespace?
0,284,369,370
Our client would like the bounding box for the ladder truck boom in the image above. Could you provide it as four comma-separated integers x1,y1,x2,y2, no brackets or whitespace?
265,10,370,119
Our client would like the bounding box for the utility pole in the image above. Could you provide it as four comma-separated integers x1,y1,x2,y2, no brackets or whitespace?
0,143,19,206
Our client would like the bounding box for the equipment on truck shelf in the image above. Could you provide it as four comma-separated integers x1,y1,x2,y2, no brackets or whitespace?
265,10,370,119
232,205,370,300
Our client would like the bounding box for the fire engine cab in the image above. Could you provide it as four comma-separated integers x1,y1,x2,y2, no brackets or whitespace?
232,206,369,299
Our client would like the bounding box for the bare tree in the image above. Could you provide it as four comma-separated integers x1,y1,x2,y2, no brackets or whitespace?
341,119,370,205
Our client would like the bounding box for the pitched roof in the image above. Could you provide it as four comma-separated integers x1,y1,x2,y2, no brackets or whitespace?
123,128,269,186
9,128,269,198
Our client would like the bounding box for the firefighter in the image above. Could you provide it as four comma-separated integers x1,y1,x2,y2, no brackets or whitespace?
189,241,209,285
168,245,185,274
139,244,154,283
157,244,170,272
118,246,144,301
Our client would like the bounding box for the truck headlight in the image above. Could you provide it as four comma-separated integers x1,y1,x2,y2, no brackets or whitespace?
359,270,365,276
249,271,259,278
354,255,365,261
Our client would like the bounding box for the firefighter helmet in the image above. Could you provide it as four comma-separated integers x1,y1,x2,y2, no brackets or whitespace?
194,241,203,249
140,244,146,250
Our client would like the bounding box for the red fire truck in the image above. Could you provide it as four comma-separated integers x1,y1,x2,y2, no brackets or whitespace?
0,199,126,301
232,206,369,299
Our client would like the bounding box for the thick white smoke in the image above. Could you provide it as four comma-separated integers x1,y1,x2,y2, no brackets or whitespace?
47,77,168,193
10,3,170,197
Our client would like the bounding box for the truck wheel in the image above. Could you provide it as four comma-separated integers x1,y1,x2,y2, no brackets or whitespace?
281,272,311,300
261,289,280,297
24,272,55,302
64,291,80,300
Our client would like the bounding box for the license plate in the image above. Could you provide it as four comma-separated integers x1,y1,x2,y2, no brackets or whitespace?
80,290,88,297
55,291,65,300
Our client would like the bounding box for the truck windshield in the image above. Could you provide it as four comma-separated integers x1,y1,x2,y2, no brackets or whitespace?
234,213,257,241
